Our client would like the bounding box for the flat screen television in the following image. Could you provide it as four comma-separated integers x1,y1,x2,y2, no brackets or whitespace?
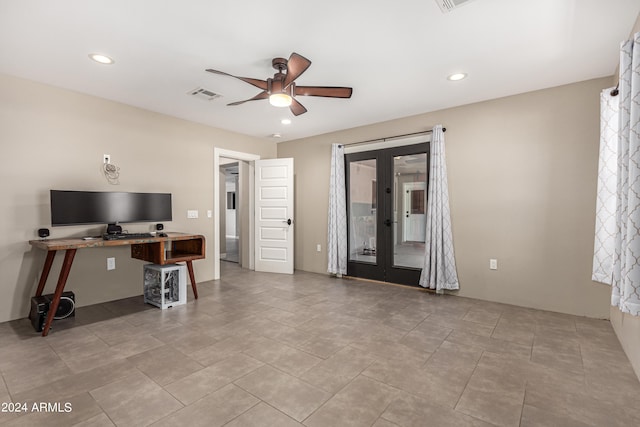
50,190,172,227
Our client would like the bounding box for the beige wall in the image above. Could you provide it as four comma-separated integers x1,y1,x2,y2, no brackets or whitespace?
610,14,640,380
0,73,276,323
278,77,612,319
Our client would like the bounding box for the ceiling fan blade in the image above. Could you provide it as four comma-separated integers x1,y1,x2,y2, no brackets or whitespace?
295,86,353,98
227,91,269,106
289,98,308,116
282,53,312,89
205,69,268,90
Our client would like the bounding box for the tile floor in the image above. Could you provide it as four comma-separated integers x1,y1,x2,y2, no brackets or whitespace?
1,263,639,426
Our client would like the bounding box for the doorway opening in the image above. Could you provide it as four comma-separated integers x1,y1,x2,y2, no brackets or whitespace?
219,161,239,263
346,144,428,286
213,148,260,280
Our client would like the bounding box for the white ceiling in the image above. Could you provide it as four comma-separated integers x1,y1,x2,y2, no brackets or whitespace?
0,0,637,142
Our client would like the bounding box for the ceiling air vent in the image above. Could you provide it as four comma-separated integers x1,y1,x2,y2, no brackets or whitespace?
435,0,477,13
188,87,222,101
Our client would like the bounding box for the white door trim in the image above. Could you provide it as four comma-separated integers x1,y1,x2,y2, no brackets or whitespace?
214,148,260,280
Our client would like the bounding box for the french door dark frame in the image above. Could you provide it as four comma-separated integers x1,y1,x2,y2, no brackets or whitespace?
345,143,429,286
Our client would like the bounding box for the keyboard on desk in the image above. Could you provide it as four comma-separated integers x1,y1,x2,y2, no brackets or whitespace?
102,232,154,241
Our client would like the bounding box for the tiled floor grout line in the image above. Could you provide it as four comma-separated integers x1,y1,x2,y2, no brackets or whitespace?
519,380,529,427
453,349,484,413
218,399,262,427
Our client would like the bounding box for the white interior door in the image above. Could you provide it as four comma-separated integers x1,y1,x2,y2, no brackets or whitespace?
254,158,294,274
403,182,426,242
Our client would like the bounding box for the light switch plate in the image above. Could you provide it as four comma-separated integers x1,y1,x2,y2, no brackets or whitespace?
187,210,198,219
489,259,498,270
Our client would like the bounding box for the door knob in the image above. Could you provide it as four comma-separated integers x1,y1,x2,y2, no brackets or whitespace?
284,218,292,225
384,219,392,226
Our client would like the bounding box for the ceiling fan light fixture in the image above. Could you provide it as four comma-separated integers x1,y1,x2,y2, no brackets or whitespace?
269,93,292,107
206,52,352,116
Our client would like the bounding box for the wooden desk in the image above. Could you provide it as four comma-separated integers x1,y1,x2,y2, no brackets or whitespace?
29,232,205,336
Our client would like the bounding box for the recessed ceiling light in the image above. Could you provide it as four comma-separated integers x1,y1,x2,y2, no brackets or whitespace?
447,73,467,81
281,119,291,125
271,133,282,138
89,53,114,65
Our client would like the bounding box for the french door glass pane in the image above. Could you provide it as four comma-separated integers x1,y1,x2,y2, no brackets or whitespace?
393,153,427,268
349,159,377,263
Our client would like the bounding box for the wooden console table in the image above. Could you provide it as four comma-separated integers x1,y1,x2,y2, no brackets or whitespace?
29,232,205,336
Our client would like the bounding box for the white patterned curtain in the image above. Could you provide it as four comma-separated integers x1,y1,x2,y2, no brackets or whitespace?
592,89,619,284
612,32,640,316
327,143,347,275
419,125,459,291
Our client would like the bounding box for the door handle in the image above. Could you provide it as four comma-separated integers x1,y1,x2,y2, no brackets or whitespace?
283,219,292,225
384,219,392,226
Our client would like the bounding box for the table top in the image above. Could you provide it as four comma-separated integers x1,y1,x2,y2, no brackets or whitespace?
29,232,204,251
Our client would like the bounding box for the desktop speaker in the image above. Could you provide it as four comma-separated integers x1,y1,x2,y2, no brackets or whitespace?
156,223,164,231
38,228,50,239
29,291,75,332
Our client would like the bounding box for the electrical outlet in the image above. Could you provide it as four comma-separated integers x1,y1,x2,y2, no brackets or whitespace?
207,210,212,218
103,154,111,164
489,259,498,270
316,244,321,252
107,257,116,270
187,210,198,219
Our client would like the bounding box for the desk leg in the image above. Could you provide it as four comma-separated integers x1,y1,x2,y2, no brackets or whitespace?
186,260,198,299
35,250,57,297
42,249,76,337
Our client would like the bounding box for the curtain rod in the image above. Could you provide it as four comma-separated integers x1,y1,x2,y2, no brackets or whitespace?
611,83,619,97
340,128,446,148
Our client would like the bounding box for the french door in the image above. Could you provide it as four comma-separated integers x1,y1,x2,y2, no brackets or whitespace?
346,144,428,286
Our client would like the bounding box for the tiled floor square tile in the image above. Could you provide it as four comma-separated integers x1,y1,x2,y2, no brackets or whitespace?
372,418,401,427
304,376,399,427
463,309,501,327
382,391,494,427
524,375,640,427
456,386,523,427
189,332,266,366
89,370,182,426
398,329,448,354
223,402,302,427
71,412,116,426
152,384,259,427
520,404,592,427
491,318,535,346
294,336,346,359
165,353,263,405
446,329,532,360
127,345,204,386
243,337,321,377
234,365,330,422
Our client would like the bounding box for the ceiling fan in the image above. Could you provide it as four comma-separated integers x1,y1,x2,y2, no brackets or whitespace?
205,52,352,116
